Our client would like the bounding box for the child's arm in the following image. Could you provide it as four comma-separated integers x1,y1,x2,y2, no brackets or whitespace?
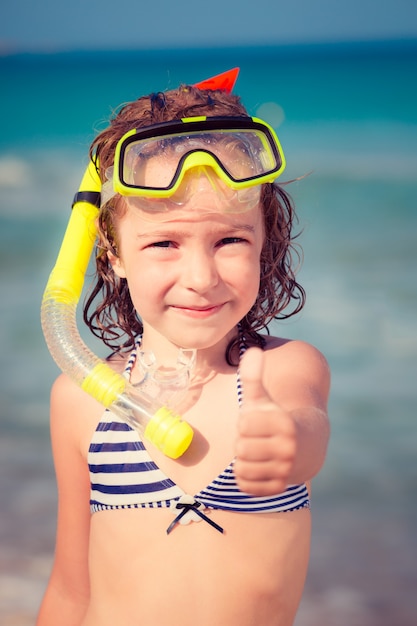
234,343,330,496
36,374,97,625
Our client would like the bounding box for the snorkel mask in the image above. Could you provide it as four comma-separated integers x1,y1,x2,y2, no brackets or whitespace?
101,115,285,216
40,68,286,458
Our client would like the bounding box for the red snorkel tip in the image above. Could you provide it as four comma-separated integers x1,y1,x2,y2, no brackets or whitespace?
194,68,240,93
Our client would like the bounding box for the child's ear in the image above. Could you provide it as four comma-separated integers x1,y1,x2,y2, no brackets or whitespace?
107,250,127,278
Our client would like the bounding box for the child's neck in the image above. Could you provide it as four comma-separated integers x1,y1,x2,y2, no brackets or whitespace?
139,326,238,377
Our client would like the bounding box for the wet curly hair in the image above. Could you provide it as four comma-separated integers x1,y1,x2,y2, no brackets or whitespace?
83,85,305,364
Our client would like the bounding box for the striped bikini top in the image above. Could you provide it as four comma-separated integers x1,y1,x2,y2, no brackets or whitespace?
88,339,310,533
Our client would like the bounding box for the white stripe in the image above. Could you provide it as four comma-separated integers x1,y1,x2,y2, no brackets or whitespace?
90,468,173,487
88,449,152,466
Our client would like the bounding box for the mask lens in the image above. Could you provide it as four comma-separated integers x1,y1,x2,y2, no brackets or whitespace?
211,130,277,180
120,127,280,192
123,136,180,188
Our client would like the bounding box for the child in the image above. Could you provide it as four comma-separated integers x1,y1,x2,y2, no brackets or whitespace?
37,71,330,626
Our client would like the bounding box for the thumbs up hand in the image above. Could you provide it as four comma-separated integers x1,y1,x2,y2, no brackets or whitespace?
234,347,297,496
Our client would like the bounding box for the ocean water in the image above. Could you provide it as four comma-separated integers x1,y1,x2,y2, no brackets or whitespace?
1,41,416,625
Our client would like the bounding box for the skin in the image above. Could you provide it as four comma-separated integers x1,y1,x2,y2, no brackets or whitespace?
37,177,330,626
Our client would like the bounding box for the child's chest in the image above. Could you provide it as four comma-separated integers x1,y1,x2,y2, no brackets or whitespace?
144,370,240,495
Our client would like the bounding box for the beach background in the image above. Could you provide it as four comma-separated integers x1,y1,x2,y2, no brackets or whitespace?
1,34,417,626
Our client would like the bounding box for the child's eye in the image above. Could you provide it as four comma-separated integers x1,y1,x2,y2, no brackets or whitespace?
150,240,175,248
218,237,246,246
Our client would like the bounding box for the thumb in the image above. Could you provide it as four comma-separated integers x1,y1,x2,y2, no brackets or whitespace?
239,347,270,405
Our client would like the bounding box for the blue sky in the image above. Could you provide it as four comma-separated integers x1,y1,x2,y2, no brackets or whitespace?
2,0,417,53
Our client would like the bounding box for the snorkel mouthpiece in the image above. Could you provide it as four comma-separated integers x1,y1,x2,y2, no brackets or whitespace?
41,160,193,459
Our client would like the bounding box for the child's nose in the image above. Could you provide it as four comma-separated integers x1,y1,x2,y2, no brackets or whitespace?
181,249,219,293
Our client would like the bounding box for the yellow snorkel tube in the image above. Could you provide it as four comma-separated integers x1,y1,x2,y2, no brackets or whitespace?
41,160,193,459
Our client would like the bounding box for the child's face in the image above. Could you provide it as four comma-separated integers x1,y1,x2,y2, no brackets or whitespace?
108,174,264,352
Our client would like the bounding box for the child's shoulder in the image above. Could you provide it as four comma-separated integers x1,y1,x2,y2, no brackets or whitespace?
262,333,324,354
261,334,330,379
49,350,132,449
